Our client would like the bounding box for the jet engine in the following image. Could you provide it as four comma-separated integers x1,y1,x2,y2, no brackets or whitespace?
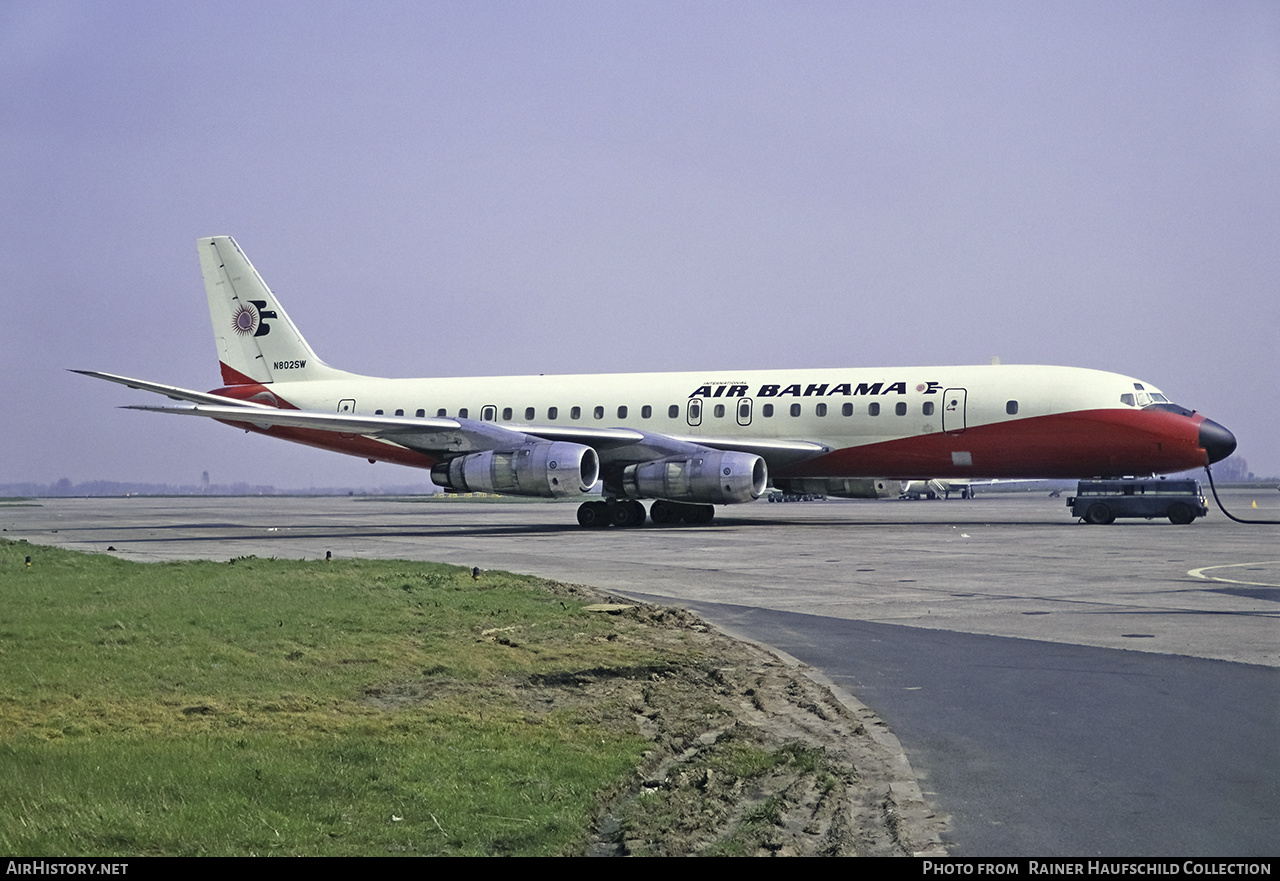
622,451,767,505
773,478,904,499
431,442,599,498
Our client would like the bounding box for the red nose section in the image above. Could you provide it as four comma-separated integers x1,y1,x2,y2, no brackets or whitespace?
779,407,1221,480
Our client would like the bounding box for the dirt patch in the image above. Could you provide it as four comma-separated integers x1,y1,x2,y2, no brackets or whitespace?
371,586,949,856
574,598,948,856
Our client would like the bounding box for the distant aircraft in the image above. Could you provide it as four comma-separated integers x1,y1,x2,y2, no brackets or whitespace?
76,236,1237,527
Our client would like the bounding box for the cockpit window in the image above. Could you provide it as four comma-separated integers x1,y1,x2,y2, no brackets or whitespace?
1120,393,1135,407
1147,401,1195,417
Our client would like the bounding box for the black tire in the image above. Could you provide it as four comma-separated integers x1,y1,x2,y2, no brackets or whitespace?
577,502,607,528
650,500,674,524
1086,503,1114,525
1167,503,1194,525
610,502,637,528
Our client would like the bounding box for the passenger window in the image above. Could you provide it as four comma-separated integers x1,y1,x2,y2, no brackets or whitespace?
641,405,652,419
618,406,628,419
1006,401,1018,415
524,407,535,420
895,402,907,416
459,408,468,418
436,408,447,418
415,409,425,418
714,404,725,418
922,402,934,416
790,403,801,417
548,407,558,420
868,403,880,416
816,403,827,417
842,403,852,417
763,403,774,417
668,404,678,418
375,409,384,415
593,406,604,420
502,407,512,420
571,406,581,420
395,409,404,416
482,405,496,421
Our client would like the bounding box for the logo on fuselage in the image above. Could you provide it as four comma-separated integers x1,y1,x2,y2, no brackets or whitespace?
688,380,931,398
231,300,278,338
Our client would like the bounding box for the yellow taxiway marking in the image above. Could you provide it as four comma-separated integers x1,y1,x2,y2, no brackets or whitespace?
1187,561,1280,588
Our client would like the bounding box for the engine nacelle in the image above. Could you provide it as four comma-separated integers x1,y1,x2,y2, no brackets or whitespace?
622,451,767,505
773,478,904,499
431,442,599,498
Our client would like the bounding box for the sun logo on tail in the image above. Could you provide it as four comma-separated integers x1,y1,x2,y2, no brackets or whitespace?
232,304,258,335
231,300,276,337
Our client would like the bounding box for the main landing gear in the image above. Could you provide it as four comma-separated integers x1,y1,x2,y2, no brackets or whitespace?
576,499,715,528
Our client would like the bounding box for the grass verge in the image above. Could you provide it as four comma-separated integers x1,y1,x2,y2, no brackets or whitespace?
1,540,667,855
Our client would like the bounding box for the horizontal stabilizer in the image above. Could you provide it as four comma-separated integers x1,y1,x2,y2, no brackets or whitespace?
71,370,273,409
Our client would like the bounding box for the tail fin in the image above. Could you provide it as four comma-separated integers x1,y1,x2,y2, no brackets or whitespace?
199,236,350,385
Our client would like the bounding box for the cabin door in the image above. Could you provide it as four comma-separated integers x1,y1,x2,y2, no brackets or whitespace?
942,388,967,434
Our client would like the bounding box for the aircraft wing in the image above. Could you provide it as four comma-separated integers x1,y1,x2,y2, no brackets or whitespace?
122,403,645,457
464,424,828,468
661,434,831,468
121,401,828,469
88,364,828,470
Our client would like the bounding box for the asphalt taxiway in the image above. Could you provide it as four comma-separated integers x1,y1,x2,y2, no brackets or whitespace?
6,490,1278,856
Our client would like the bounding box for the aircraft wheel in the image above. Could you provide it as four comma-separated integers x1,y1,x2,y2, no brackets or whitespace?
649,500,673,524
1085,503,1114,525
610,501,640,528
629,500,647,526
1167,503,1195,525
683,504,714,524
577,501,608,528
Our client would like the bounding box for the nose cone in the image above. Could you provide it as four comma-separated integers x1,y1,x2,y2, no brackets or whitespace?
1199,418,1237,464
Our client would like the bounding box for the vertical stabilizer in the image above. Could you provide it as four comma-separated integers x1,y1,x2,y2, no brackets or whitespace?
199,236,347,385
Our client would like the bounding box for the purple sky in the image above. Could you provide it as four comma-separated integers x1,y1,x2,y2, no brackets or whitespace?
4,1,1277,488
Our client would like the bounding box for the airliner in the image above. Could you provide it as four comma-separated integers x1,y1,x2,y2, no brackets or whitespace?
76,236,1237,527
